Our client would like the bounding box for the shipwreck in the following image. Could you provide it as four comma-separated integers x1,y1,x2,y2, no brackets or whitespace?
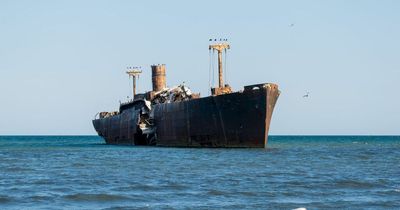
93,42,280,147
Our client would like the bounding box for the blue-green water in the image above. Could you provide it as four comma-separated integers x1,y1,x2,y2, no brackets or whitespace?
0,136,399,209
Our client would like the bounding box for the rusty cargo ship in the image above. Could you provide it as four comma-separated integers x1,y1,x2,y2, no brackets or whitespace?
93,42,280,148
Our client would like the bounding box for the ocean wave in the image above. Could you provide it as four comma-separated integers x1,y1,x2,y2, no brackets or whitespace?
334,179,377,189
0,195,14,204
63,193,130,202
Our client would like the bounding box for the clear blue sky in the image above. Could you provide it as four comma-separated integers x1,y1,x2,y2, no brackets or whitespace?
1,0,399,135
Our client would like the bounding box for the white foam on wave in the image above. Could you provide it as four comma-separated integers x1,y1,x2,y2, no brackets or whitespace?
292,208,307,210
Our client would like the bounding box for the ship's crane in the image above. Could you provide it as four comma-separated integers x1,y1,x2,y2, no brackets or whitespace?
209,42,230,88
126,67,142,98
209,41,231,95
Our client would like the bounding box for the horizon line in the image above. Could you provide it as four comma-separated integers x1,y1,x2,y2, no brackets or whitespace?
0,134,399,137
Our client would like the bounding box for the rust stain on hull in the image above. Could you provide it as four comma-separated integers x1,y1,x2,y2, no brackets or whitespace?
93,83,280,148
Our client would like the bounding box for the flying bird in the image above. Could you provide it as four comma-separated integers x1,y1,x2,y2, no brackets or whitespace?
289,23,295,27
303,91,310,98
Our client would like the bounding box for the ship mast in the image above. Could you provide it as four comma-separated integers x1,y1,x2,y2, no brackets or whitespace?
126,67,142,98
209,40,231,95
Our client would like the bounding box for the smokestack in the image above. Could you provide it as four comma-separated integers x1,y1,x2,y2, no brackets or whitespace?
151,64,166,92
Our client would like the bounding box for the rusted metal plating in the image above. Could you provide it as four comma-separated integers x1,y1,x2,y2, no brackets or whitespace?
93,82,280,147
151,64,166,92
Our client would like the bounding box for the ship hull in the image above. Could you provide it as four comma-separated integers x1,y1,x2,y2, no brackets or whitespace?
92,83,280,148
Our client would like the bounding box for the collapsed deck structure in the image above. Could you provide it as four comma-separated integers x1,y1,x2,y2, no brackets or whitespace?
92,42,280,148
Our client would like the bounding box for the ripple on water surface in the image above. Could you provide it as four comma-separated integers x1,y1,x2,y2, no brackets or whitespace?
0,135,399,209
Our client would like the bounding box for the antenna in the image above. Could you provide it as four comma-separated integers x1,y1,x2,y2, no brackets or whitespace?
126,66,142,98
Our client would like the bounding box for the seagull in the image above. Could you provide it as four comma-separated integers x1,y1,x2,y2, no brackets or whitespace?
289,23,295,27
303,91,310,98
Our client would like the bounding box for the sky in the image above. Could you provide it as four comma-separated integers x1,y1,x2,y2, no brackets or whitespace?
0,0,399,135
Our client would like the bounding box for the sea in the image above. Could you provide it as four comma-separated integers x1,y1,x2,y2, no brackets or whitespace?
0,136,399,210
